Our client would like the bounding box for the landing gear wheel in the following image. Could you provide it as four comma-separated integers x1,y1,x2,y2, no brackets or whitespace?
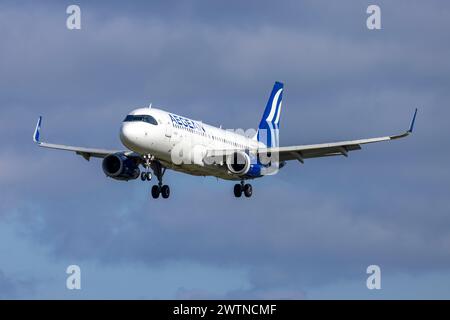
149,161,169,199
234,184,242,197
151,185,160,199
161,185,170,199
244,184,252,198
141,172,152,181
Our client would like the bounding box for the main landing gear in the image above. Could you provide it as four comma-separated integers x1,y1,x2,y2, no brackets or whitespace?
141,155,170,199
151,184,170,199
150,161,170,199
234,181,253,198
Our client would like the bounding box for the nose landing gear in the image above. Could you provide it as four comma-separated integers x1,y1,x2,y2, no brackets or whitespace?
140,171,152,181
141,154,153,181
234,180,253,198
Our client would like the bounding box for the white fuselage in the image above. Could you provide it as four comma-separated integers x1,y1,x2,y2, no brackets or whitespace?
119,108,265,180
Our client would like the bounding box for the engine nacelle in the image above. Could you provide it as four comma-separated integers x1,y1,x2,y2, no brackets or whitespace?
102,153,140,181
226,151,251,175
226,151,278,178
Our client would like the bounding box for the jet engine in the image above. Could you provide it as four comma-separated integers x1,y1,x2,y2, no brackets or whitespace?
102,153,140,181
226,151,251,175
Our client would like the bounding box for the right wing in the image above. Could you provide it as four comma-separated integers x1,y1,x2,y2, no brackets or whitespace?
33,116,124,161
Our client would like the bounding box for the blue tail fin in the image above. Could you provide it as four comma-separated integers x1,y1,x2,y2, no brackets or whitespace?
257,81,283,147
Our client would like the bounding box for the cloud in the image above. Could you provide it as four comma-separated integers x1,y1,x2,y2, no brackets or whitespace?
0,0,449,299
0,270,18,298
0,269,36,299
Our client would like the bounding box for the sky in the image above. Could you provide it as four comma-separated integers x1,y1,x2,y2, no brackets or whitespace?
0,0,449,299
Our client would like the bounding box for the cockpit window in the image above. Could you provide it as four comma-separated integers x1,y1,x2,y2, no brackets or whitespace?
124,115,158,125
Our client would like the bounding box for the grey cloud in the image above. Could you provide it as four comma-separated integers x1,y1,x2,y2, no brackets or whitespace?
0,270,17,298
0,269,35,299
0,0,449,298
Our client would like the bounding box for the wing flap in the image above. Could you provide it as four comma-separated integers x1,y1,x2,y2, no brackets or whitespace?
280,144,362,162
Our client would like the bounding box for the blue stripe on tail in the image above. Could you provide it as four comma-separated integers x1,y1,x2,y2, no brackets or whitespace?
257,81,283,148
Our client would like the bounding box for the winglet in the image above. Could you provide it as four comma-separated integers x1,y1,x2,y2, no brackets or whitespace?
390,108,418,140
408,108,418,133
33,116,42,144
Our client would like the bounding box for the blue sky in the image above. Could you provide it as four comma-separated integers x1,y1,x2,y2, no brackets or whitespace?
0,0,450,299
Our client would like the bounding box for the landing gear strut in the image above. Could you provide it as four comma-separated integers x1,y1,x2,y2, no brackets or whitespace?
150,161,170,199
234,180,253,198
141,155,170,199
141,154,153,181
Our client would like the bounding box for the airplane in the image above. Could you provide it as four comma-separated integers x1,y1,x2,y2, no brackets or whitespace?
33,81,417,199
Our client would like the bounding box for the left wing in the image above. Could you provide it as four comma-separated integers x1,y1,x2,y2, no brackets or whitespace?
33,116,123,161
203,109,417,164
261,109,417,163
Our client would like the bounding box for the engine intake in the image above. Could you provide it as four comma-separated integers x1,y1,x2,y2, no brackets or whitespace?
102,153,140,181
226,151,251,175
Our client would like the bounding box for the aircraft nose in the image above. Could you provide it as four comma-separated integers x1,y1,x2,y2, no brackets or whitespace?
120,123,136,148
